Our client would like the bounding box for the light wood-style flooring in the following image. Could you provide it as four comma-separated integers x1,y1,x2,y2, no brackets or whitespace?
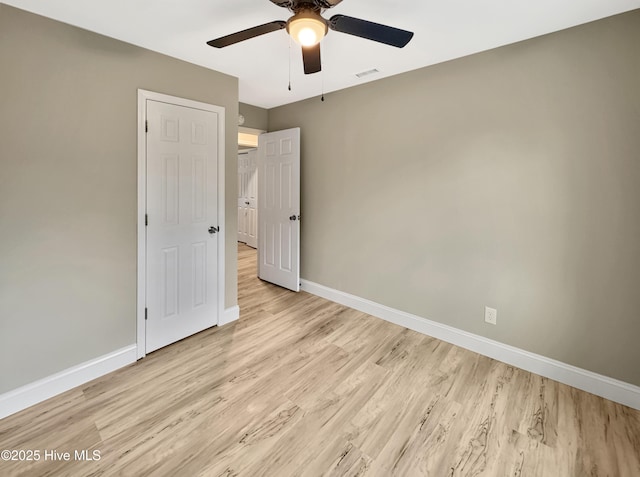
1,243,640,476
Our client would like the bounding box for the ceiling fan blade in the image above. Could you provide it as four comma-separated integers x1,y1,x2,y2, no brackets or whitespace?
302,44,321,75
207,21,286,48
328,14,413,48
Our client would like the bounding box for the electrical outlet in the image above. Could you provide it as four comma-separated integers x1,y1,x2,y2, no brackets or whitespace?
485,306,497,325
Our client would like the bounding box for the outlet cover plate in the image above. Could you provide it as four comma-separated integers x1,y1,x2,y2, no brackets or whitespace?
485,306,497,325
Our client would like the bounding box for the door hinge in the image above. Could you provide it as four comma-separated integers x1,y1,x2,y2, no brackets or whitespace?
145,308,148,320
145,214,148,226
145,120,148,133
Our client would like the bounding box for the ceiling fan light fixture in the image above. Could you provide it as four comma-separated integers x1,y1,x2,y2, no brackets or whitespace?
287,10,327,47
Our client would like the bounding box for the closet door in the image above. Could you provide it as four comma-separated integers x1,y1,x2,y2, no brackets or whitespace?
238,150,258,248
245,149,258,248
238,152,248,243
146,99,220,352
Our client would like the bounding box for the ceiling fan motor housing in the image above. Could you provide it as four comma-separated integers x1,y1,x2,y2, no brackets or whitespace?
272,0,343,12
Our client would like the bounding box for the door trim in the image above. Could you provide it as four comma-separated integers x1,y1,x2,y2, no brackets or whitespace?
136,89,226,359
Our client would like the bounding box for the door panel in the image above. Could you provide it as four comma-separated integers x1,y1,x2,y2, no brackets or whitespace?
237,153,248,244
146,100,219,353
258,128,300,291
245,150,258,248
237,150,258,248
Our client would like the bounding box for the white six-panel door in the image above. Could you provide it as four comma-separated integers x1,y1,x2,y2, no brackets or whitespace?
145,100,220,353
258,128,300,292
237,153,248,245
237,149,258,248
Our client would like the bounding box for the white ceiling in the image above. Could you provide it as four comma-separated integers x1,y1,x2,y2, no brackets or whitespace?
3,0,639,108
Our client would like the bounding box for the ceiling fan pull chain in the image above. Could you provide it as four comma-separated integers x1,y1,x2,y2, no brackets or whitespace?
321,47,325,102
288,36,292,91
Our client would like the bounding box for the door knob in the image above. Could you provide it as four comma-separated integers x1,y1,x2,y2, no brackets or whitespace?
208,226,219,234
245,201,250,205
289,215,297,221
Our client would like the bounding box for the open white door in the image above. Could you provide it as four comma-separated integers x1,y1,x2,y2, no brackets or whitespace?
258,128,300,292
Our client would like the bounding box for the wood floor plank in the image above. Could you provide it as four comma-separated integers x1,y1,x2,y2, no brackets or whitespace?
1,242,639,476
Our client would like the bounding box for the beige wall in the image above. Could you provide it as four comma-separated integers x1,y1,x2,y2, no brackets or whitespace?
0,5,238,393
269,10,640,386
239,103,268,131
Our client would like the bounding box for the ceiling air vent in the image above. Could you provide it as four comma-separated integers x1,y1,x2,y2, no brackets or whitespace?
355,68,379,79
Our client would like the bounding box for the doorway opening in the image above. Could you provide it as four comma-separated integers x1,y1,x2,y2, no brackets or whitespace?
237,127,263,249
137,89,226,359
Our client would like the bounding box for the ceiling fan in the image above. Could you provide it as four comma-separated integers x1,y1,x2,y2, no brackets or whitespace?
207,0,414,75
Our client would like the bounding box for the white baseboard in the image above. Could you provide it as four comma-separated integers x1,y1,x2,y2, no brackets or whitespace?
220,305,240,326
1,305,241,420
300,279,640,411
0,345,137,420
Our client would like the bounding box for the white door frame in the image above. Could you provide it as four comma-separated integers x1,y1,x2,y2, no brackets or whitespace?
136,89,225,359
